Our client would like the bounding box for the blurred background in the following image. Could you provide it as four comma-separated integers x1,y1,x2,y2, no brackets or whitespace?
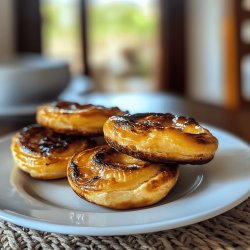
0,0,249,110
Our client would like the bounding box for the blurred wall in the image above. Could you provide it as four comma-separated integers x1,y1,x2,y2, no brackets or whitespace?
187,0,226,106
0,0,15,59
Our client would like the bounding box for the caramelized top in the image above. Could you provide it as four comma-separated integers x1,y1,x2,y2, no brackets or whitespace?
110,113,206,134
92,146,149,170
54,102,98,111
48,101,124,115
68,145,178,191
18,124,80,156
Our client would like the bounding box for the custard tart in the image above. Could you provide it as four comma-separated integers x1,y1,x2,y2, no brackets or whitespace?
67,145,179,209
37,101,125,136
104,113,218,164
11,124,91,179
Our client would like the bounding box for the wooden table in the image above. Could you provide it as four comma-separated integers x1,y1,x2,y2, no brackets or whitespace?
0,93,249,249
1,93,250,143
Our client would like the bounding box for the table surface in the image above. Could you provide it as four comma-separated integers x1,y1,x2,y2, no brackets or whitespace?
1,93,250,143
0,93,249,250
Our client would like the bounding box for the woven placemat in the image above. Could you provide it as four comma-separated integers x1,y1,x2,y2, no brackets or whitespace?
0,198,249,250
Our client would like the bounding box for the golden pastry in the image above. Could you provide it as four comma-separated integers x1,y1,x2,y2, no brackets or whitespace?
11,124,91,179
67,145,179,209
37,101,125,136
104,113,218,164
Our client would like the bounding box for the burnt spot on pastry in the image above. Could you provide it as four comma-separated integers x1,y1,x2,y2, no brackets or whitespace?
184,132,218,145
111,113,166,131
82,176,101,186
160,165,179,176
18,124,80,156
69,161,80,180
91,146,145,171
69,160,100,187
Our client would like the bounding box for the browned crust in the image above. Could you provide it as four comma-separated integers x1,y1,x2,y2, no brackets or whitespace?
37,102,126,136
68,168,179,210
12,124,93,180
69,146,178,180
18,124,79,156
105,136,214,165
109,113,218,146
91,146,146,170
68,146,152,182
110,113,197,130
18,124,89,156
48,101,124,114
67,146,179,209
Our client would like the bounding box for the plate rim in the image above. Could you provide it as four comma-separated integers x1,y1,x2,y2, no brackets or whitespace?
0,193,249,236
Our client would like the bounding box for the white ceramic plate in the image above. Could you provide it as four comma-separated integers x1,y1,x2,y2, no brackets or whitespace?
0,127,249,236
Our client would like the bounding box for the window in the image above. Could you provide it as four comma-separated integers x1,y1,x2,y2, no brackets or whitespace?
87,0,159,92
41,0,83,74
41,0,159,91
16,0,186,96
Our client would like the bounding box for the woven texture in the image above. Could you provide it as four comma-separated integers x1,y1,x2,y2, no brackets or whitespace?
0,198,249,250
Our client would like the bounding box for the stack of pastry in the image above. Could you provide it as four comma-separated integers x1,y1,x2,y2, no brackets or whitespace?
11,101,124,180
11,101,218,210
